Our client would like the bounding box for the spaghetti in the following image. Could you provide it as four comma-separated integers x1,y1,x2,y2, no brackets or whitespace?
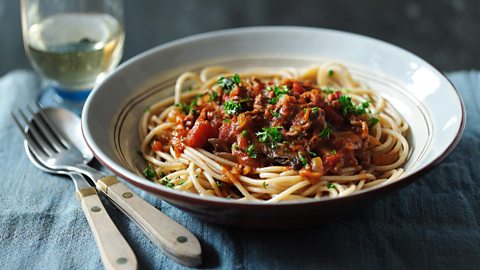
139,62,409,202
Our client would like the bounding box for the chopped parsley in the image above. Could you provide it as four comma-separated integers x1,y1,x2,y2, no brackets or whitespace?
208,91,218,102
322,86,335,94
338,95,371,116
176,95,201,115
256,126,283,148
218,73,241,92
327,183,335,189
270,109,281,118
246,144,257,158
232,143,239,150
331,149,337,155
143,166,157,180
308,151,317,157
223,118,231,123
328,70,334,77
241,130,248,137
216,181,223,188
319,123,332,138
269,85,289,104
224,100,242,115
298,152,308,167
263,181,268,189
369,117,379,128
312,107,320,113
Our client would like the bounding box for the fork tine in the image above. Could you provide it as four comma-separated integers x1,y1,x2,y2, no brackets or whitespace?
27,105,67,152
17,108,56,156
11,111,49,161
33,103,71,149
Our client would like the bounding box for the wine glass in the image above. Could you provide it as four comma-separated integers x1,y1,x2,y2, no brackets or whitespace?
20,0,125,114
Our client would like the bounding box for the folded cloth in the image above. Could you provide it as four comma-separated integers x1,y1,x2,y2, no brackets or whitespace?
0,70,478,270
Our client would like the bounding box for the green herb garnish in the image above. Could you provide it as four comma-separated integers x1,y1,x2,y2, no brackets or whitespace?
328,70,334,77
369,117,379,128
308,151,317,157
312,107,319,113
327,183,335,189
241,130,248,137
175,95,200,115
246,144,257,158
256,126,283,148
160,177,174,188
232,143,239,150
223,118,231,123
143,166,157,180
269,85,289,104
331,149,337,155
208,91,218,102
271,110,281,118
218,73,241,92
216,181,223,188
322,87,335,94
263,181,268,189
298,152,308,167
338,95,371,116
319,123,332,138
224,100,242,115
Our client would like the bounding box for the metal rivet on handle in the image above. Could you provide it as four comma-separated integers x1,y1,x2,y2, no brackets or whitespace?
177,236,188,243
117,257,128,264
91,206,101,212
122,192,133,198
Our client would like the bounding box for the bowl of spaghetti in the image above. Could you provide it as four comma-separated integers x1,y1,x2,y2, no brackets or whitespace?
82,26,465,228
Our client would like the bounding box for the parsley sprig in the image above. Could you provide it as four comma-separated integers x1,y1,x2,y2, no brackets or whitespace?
218,74,241,92
143,166,157,180
369,117,379,128
269,85,289,104
298,152,308,167
319,123,332,138
338,95,371,116
256,126,283,148
246,144,257,158
224,100,242,115
176,94,201,115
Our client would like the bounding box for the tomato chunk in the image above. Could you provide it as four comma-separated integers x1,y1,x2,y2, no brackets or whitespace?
292,82,306,95
185,120,218,148
151,140,162,151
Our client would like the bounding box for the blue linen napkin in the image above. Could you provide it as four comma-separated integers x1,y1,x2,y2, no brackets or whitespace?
0,70,478,270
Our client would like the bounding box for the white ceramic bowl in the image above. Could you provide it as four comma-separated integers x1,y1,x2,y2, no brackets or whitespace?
82,26,465,228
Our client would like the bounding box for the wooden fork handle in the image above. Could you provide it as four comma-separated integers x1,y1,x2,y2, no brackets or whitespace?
76,187,137,270
96,176,202,267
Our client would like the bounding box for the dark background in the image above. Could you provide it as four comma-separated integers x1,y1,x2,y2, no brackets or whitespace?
1,0,479,76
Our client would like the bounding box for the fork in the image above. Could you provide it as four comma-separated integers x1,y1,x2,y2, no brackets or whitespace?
12,107,137,270
12,104,202,267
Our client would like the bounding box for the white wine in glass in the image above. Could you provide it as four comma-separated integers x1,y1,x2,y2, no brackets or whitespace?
21,0,125,113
